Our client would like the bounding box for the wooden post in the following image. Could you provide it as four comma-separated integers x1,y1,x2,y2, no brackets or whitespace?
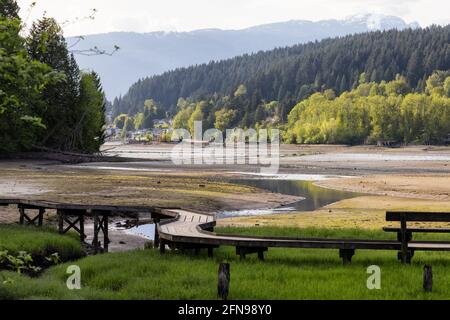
154,221,160,249
103,214,109,253
160,239,166,254
258,251,265,261
93,212,99,254
58,210,64,234
400,214,408,264
218,263,230,301
239,251,246,260
423,265,433,293
19,206,24,225
339,249,355,265
79,215,85,242
38,209,44,226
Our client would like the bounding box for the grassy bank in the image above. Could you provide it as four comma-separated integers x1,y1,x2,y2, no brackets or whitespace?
2,226,450,299
0,225,84,262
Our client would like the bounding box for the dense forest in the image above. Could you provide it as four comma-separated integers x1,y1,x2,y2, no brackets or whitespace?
0,0,106,153
112,25,450,127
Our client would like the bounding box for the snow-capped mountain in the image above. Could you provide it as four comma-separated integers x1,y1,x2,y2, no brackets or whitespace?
346,14,419,30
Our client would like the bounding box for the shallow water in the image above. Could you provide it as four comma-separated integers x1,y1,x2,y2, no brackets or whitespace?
125,224,156,240
119,177,360,238
220,179,360,217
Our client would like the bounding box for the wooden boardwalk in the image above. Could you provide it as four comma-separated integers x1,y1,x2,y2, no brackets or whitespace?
157,209,450,263
0,198,176,253
2,199,450,263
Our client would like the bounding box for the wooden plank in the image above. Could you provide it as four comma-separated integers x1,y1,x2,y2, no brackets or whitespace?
384,227,450,233
400,214,408,264
0,199,22,205
387,211,450,222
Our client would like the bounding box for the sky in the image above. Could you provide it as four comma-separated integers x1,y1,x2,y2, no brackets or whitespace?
17,0,450,36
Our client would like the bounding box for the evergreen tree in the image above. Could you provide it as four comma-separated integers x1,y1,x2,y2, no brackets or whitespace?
27,17,82,151
0,0,19,19
78,72,106,152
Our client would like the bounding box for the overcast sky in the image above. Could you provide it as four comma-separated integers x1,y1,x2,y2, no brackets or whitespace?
17,0,450,36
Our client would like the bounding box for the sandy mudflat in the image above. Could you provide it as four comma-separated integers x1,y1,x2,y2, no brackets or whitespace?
316,174,450,200
219,196,450,230
2,144,450,247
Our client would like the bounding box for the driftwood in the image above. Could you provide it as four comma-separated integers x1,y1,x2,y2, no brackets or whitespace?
423,265,433,292
218,263,230,300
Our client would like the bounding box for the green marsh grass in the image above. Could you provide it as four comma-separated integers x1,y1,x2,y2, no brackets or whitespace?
0,225,84,261
1,226,450,300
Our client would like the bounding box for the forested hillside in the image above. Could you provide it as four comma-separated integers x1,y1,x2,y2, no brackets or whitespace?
0,0,106,153
113,25,450,126
73,14,418,99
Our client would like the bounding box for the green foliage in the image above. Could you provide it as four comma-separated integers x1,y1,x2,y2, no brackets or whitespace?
0,250,39,275
173,104,194,130
188,102,206,134
214,108,237,131
123,117,134,132
0,6,107,153
234,84,247,97
133,112,145,130
0,0,19,19
77,72,106,152
27,17,83,151
0,17,54,152
285,73,450,145
114,114,128,129
142,99,158,129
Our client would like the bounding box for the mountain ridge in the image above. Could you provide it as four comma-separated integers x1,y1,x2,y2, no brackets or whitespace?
71,14,420,99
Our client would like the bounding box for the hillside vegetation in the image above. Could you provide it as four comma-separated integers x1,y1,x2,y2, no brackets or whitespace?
112,25,450,129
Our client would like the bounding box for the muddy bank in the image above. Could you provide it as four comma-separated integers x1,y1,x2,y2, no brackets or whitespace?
316,174,450,200
219,195,450,230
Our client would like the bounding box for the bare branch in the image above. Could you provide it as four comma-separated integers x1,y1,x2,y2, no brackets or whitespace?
70,45,120,56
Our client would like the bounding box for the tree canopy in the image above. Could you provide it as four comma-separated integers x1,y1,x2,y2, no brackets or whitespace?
0,1,106,153
284,72,450,145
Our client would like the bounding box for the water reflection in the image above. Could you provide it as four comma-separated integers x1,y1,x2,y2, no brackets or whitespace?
221,179,360,217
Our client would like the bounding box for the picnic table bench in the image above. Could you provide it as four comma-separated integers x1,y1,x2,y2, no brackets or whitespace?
385,211,450,263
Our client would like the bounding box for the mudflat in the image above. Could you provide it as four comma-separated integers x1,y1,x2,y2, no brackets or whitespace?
1,143,450,247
